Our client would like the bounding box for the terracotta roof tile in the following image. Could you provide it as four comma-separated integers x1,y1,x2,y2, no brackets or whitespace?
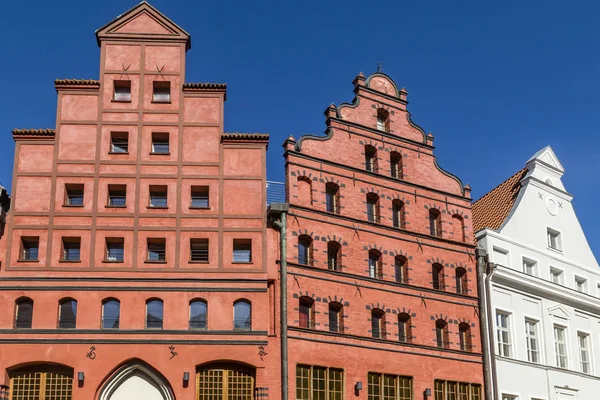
54,79,100,87
472,167,528,233
183,83,227,90
12,129,56,138
221,133,269,141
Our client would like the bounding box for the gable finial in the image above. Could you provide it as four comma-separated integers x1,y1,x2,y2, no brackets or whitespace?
377,61,383,73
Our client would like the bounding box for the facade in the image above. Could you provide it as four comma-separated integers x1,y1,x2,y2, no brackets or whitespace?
473,147,600,400
0,3,279,400
0,184,9,241
271,72,484,400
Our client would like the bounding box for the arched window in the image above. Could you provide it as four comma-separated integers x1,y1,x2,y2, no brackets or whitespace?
392,200,406,229
328,302,343,333
390,151,403,179
190,299,208,330
436,319,449,348
327,241,342,271
234,299,252,331
455,267,468,295
101,298,120,329
299,296,315,329
429,209,442,237
196,362,255,400
297,176,313,206
298,235,313,266
459,323,473,351
432,263,445,290
14,297,33,329
366,193,380,223
452,214,466,242
371,309,386,339
365,145,378,172
58,298,77,329
368,250,382,279
398,313,412,343
146,298,163,329
10,365,73,400
325,182,340,214
376,108,390,132
394,255,408,284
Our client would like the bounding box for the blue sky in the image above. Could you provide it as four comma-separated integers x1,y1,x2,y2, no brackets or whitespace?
1,1,599,258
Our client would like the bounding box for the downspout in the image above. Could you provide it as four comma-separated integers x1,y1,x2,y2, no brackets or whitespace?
476,248,497,400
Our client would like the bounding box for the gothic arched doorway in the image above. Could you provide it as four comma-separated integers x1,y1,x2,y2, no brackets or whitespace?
99,360,174,400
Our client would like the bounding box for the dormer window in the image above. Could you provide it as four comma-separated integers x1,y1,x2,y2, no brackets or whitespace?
153,81,171,103
113,80,131,102
547,228,562,251
376,108,390,132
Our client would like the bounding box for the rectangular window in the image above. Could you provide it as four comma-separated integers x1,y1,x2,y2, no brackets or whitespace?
525,319,540,363
152,81,171,102
61,237,81,261
147,238,166,262
496,311,511,357
64,184,84,206
576,276,587,293
191,186,209,208
233,239,252,263
325,185,339,214
554,325,568,368
105,238,124,262
547,227,562,250
367,372,412,400
501,396,517,400
190,238,209,262
151,132,170,154
550,267,563,285
522,257,537,276
149,185,168,208
296,365,343,400
110,131,128,153
578,332,590,374
113,80,131,102
434,380,481,400
20,236,39,261
108,184,127,207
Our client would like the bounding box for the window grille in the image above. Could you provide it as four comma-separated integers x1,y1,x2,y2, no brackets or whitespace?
368,372,412,400
296,365,343,400
10,370,73,400
496,311,511,357
525,319,539,363
433,380,481,400
190,238,209,262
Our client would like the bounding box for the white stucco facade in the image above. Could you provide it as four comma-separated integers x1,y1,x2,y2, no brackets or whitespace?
476,147,600,400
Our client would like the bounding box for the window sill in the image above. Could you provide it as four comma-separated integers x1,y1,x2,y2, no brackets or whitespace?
103,259,124,263
547,246,563,254
149,152,171,155
63,204,84,208
189,260,210,264
17,259,39,262
145,260,167,264
147,206,169,209
232,261,253,265
112,99,132,103
59,259,81,263
106,205,127,208
108,152,129,155
189,206,210,210
151,100,172,104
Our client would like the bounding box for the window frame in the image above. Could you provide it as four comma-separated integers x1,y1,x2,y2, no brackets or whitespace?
190,238,209,263
101,298,120,329
64,183,84,207
389,151,403,179
14,297,34,329
145,298,164,329
325,183,340,214
547,227,562,251
298,235,313,266
189,299,208,330
435,319,449,349
233,239,252,263
391,200,406,229
296,364,344,400
522,257,538,277
233,299,252,331
151,132,170,154
146,237,166,262
367,371,412,400
328,302,343,333
394,255,408,284
525,318,540,363
299,296,315,329
550,266,564,285
113,80,131,102
105,237,124,262
368,250,382,279
365,145,378,173
109,131,129,154
429,209,442,237
152,80,171,103
366,193,380,223
554,324,568,368
371,308,386,339
57,298,77,329
578,331,591,374
495,310,512,357
60,236,81,262
432,263,445,291
20,236,40,261
190,185,210,209
327,241,342,271
148,185,168,208
397,313,411,344
575,275,588,293
107,184,127,207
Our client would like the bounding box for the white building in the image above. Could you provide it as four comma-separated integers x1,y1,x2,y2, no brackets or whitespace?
473,146,600,400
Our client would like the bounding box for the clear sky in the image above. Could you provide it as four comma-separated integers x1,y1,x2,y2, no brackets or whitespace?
1,0,599,258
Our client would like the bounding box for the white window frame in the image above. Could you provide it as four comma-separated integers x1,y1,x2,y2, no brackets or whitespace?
550,266,563,285
522,257,538,277
501,395,518,400
575,275,588,293
496,310,512,358
525,318,540,363
547,227,562,251
577,331,591,374
554,325,568,369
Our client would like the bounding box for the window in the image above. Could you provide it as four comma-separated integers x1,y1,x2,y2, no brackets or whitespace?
376,108,390,132
149,185,168,208
299,297,315,329
547,227,562,250
522,257,537,276
110,131,128,153
496,311,511,357
101,299,120,329
394,256,408,284
233,299,251,330
151,132,170,154
233,239,252,263
191,186,209,208
327,241,342,271
578,332,590,373
398,313,411,343
550,267,563,285
298,235,313,266
107,184,127,207
576,276,588,293
328,302,343,333
146,299,163,329
14,298,33,329
189,299,207,329
525,319,540,363
371,309,386,339
365,145,378,172
434,380,481,400
432,263,444,290
152,80,171,102
20,236,39,261
366,193,380,223
190,238,209,262
368,250,382,279
196,365,255,400
452,214,466,242
58,298,77,329
436,319,449,348
455,267,468,295
64,184,84,206
297,176,313,206
325,183,340,214
147,238,166,262
367,372,412,400
554,325,568,368
391,200,406,229
501,396,517,400
10,367,73,400
429,209,442,237
105,237,124,262
61,237,81,262
459,323,472,351
390,151,403,179
113,80,131,101
296,365,343,400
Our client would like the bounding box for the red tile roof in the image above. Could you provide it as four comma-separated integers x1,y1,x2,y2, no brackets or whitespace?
54,79,100,88
222,133,269,141
183,83,226,90
12,129,56,138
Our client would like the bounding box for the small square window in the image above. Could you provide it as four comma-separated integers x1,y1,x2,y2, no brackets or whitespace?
110,132,128,154
575,276,588,293
547,228,562,251
190,238,209,262
64,184,84,207
151,132,169,154
147,238,166,262
113,80,131,102
152,81,171,103
105,238,124,262
550,267,564,285
108,185,127,207
191,186,209,208
149,185,168,208
233,239,252,263
522,257,538,276
20,237,39,261
61,237,81,262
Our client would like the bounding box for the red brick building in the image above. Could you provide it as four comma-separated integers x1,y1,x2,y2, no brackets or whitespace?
272,72,484,400
0,3,278,400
